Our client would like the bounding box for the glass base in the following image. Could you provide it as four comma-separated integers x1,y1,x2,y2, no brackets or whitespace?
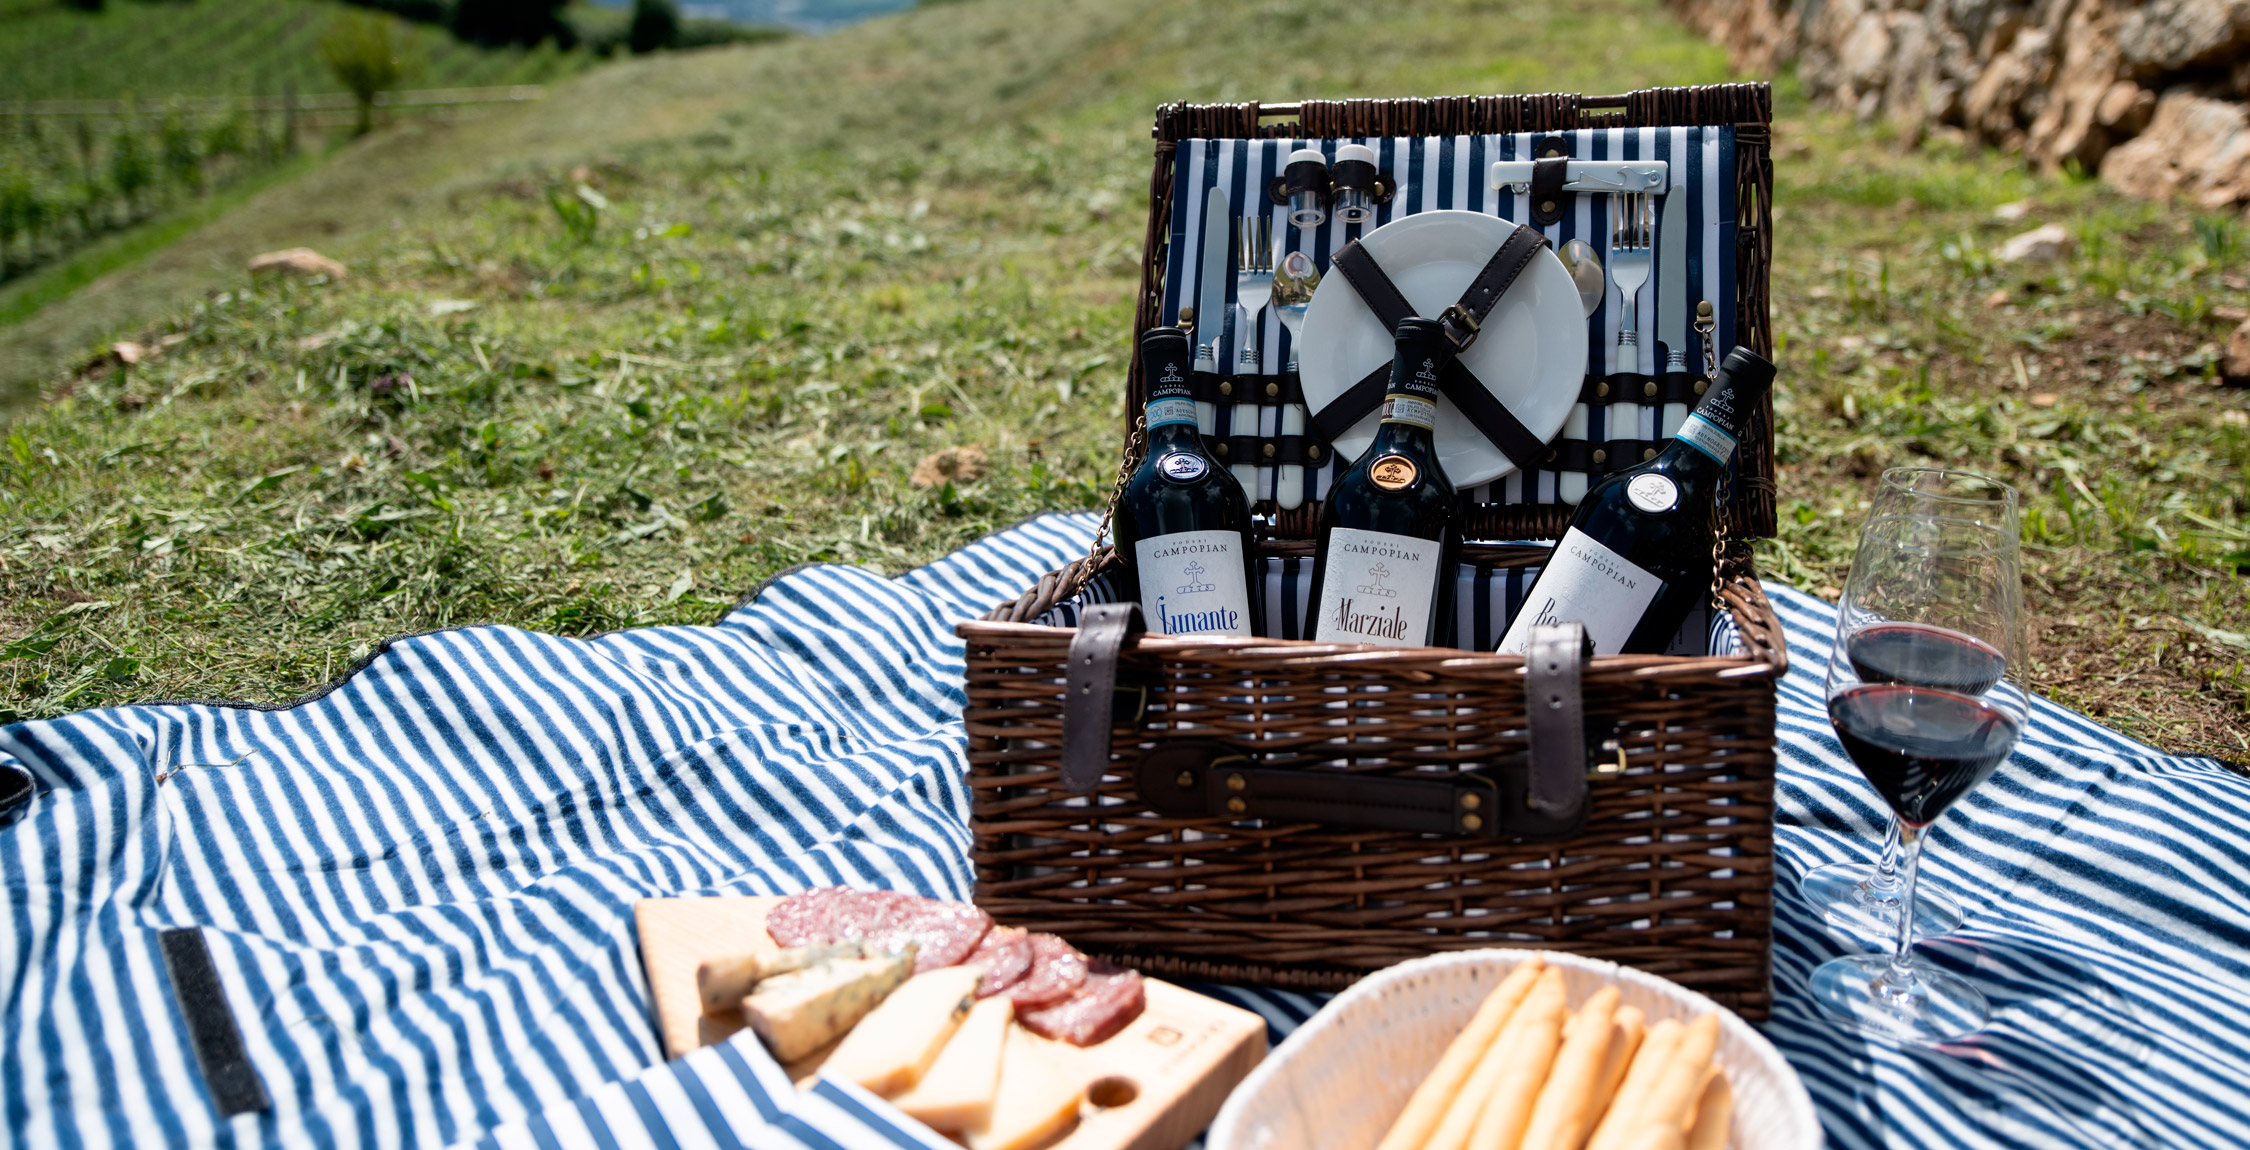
1810,953,1990,1043
1802,862,1965,941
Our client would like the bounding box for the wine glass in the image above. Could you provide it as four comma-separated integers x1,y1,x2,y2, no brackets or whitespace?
1800,469,2019,942
1808,468,2028,1042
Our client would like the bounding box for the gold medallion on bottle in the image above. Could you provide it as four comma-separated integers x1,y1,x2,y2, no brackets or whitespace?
1369,454,1418,492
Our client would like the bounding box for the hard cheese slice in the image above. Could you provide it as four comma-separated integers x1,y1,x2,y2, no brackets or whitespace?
821,964,983,1097
741,950,912,1063
961,1025,1084,1150
889,994,1013,1131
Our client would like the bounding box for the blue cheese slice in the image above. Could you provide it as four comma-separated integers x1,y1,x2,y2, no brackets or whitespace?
820,964,983,1097
889,994,1013,1131
740,950,913,1063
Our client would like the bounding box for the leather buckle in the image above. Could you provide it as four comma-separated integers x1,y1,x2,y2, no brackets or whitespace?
1438,303,1481,352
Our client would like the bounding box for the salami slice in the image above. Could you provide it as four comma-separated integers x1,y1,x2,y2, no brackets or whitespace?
1017,964,1146,1046
766,886,851,947
963,927,1034,997
1007,933,1089,1008
865,891,993,972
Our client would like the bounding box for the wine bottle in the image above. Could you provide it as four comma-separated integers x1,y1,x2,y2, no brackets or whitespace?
1303,317,1462,647
1497,346,1777,656
1111,326,1258,637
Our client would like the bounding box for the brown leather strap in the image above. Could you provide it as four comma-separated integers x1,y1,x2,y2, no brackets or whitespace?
1061,602,1145,794
1133,740,1589,841
1313,229,1552,468
1525,623,1593,819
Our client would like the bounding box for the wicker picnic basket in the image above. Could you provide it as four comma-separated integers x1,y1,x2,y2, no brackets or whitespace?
956,85,1785,1018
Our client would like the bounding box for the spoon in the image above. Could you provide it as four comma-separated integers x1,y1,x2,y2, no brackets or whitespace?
1559,237,1604,318
1271,248,1321,510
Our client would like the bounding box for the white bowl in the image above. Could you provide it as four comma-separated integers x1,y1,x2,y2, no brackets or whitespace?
1205,950,1822,1150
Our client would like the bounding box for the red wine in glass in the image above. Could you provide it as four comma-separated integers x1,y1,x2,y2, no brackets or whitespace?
1828,684,2022,828
1846,622,2007,696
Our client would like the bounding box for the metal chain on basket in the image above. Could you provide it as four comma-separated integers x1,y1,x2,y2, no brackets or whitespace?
1698,304,1729,610
1068,414,1146,602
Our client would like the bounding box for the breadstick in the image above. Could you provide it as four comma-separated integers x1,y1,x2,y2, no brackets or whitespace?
1425,968,1567,1150
1634,1015,1721,1135
1620,1125,1685,1150
1517,986,1621,1150
1465,968,1570,1150
1583,1019,1682,1150
1376,960,1546,1150
1684,1072,1730,1150
1587,1006,1646,1127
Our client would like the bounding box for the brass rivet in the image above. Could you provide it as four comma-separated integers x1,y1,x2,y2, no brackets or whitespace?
1643,380,1658,398
1262,443,1276,458
1461,813,1484,831
1596,381,1610,398
1694,380,1708,395
1226,797,1248,815
1176,770,1197,788
1643,447,1657,461
1460,793,1482,810
1180,306,1196,324
1218,380,1233,397
1696,300,1714,317
1307,444,1322,460
1215,442,1229,457
1540,199,1556,214
1592,449,1607,465
1265,381,1280,398
1226,773,1247,792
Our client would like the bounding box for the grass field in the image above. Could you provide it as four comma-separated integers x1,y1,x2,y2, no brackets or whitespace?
0,0,584,101
0,0,2243,759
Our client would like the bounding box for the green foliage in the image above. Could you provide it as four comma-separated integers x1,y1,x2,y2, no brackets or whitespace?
628,0,680,53
322,9,411,135
450,0,570,48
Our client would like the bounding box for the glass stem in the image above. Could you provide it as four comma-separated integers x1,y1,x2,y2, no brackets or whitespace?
1883,821,1927,991
1868,817,1905,896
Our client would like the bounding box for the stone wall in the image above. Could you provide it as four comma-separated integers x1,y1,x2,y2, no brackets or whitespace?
1669,0,2250,207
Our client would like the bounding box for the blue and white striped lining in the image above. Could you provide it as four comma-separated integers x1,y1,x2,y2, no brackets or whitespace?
1163,129,1735,507
6,511,2247,1150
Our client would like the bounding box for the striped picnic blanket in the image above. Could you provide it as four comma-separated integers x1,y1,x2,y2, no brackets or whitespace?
3,512,2245,1150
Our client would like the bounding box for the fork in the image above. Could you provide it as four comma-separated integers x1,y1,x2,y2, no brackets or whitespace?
1566,191,1653,504
1230,214,1275,495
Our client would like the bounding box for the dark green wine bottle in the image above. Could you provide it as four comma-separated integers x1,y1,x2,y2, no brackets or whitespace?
1304,317,1462,647
1110,326,1258,637
1497,346,1777,656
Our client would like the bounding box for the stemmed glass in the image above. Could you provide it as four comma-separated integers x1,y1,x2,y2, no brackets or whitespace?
1808,468,2028,1042
1800,469,2018,940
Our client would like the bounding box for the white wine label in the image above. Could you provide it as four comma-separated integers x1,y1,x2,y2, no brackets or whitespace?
1675,412,1737,464
1627,474,1679,513
1313,527,1444,647
1146,398,1200,428
1158,451,1208,481
1379,395,1438,429
1496,527,1665,656
1135,530,1253,637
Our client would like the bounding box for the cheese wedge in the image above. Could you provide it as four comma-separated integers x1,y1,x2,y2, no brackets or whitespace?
699,940,880,1014
961,1025,1084,1150
821,964,984,1097
890,995,1014,1131
741,950,913,1062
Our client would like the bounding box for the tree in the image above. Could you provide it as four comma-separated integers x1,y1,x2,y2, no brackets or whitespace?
629,0,680,53
449,0,568,48
321,10,407,137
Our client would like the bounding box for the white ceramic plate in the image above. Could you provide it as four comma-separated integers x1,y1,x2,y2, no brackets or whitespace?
1299,210,1587,487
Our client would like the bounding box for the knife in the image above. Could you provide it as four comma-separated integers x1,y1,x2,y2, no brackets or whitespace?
1195,185,1231,434
1658,185,1690,437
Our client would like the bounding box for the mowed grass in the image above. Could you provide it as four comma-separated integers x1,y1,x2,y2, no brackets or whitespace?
0,0,2244,759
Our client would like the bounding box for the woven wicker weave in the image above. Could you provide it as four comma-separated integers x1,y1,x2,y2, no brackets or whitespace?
959,85,1784,1018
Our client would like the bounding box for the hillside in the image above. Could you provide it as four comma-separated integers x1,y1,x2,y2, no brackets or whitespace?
0,0,2244,756
0,0,584,101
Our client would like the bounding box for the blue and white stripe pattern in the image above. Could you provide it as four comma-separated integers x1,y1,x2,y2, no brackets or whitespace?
1163,128,1735,506
6,512,2248,1150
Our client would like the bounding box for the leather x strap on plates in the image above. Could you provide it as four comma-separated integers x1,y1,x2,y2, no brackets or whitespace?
1312,223,1552,468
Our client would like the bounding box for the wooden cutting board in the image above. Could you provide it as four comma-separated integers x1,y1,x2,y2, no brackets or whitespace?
635,897,1268,1150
